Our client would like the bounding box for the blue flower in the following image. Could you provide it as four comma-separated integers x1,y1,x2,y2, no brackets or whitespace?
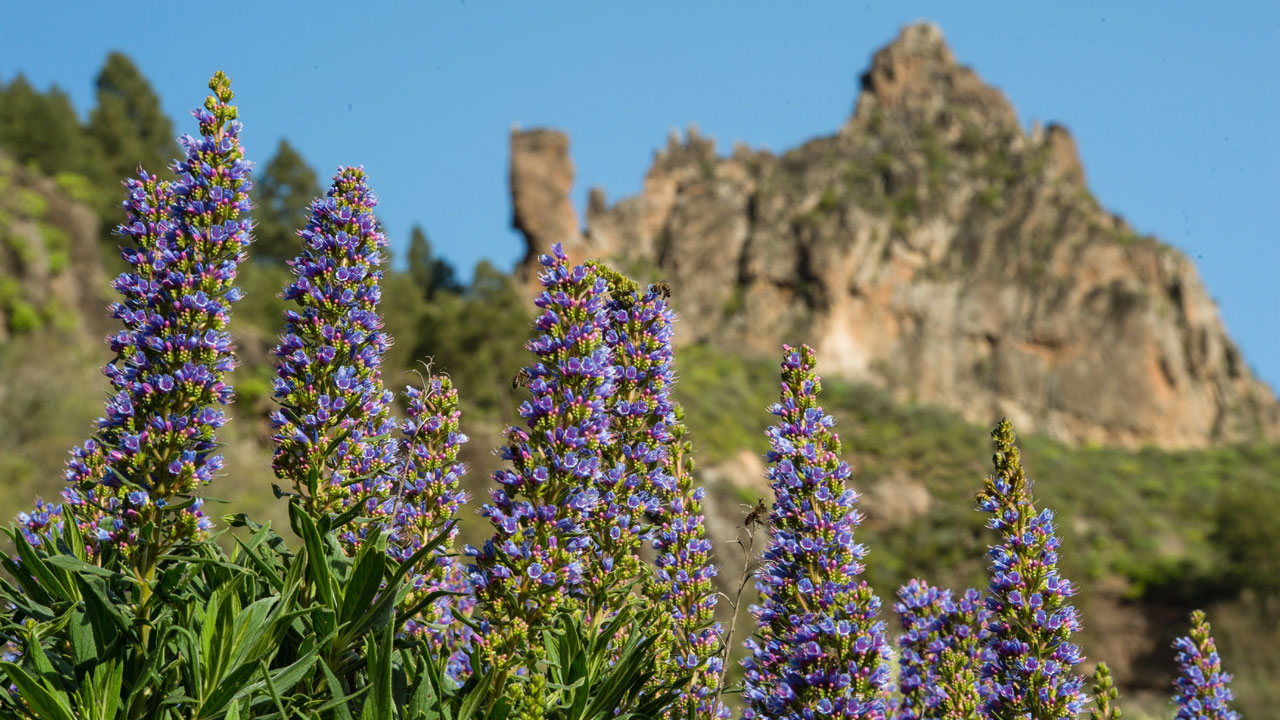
1171,610,1238,720
467,243,616,670
743,345,891,720
387,375,474,678
596,273,726,718
893,580,990,720
61,72,251,558
976,420,1084,720
270,166,397,526
15,498,63,548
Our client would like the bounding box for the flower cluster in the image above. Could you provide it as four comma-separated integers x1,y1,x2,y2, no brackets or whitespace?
62,72,251,559
466,244,615,669
934,646,984,720
976,420,1084,720
270,166,397,530
596,271,724,718
743,344,891,720
390,375,474,675
16,499,62,549
1171,610,1238,720
894,580,989,720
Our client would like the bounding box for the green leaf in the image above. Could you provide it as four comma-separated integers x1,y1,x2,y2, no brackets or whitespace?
74,574,131,641
257,660,291,719
340,529,388,628
81,660,122,720
359,623,393,720
12,533,72,600
290,503,337,631
318,661,358,720
455,670,496,720
44,554,134,583
0,662,77,720
66,607,95,667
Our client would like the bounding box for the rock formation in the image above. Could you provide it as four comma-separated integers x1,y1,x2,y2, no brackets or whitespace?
508,22,1279,449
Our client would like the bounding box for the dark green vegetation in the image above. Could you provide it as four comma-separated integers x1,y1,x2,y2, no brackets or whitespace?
0,500,681,718
2,54,1277,718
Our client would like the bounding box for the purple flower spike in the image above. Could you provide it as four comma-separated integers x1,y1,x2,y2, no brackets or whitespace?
467,243,616,670
893,580,990,720
743,344,891,720
1171,610,1238,720
976,420,1085,720
597,273,725,719
61,72,252,558
388,375,474,679
270,166,397,527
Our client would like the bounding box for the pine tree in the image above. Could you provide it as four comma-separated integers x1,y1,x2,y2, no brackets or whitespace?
0,75,100,179
87,52,178,194
253,138,321,265
406,224,462,299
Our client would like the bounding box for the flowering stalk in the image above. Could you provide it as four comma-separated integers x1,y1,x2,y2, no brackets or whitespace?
588,268,661,605
390,375,474,678
894,580,989,720
62,72,251,565
647,402,725,720
594,268,725,719
467,243,614,671
976,419,1084,720
270,166,397,534
1171,610,1238,720
743,344,891,720
1089,662,1122,720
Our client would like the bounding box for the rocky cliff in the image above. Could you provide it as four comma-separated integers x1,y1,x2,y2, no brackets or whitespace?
510,22,1279,449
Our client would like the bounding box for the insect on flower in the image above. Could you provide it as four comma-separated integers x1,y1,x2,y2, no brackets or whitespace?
511,367,532,389
743,498,768,529
651,280,672,299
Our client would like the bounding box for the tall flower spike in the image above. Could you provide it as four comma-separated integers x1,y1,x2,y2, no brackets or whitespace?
594,268,725,719
976,419,1085,720
390,375,474,679
588,267,661,608
62,72,251,560
466,243,615,671
894,580,989,720
1171,610,1238,720
743,344,891,720
270,166,397,533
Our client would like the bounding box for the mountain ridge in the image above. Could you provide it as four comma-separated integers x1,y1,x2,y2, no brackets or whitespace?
509,22,1279,449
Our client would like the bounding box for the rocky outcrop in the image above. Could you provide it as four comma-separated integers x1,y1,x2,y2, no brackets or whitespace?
510,128,584,284
509,23,1279,449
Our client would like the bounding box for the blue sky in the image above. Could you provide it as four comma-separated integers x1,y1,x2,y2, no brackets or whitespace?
4,2,1278,390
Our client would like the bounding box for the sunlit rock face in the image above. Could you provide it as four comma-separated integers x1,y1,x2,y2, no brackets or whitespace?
508,22,1279,449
